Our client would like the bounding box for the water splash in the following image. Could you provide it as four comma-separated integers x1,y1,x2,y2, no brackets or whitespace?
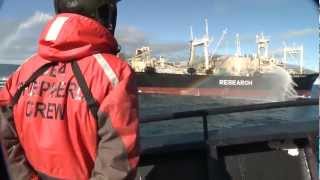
196,56,298,101
263,64,298,101
230,57,298,101
314,77,320,85
0,11,52,51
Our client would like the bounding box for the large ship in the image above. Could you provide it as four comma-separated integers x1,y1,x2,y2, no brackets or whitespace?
135,71,318,98
0,24,318,98
135,64,318,98
1,48,318,99
130,21,318,99
133,53,318,98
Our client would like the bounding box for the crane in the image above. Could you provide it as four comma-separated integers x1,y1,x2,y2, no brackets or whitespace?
210,28,228,59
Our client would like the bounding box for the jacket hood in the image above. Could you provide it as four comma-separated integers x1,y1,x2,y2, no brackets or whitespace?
38,13,118,62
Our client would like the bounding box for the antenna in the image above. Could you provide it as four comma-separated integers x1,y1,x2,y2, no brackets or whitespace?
190,26,194,40
205,18,209,38
235,33,241,57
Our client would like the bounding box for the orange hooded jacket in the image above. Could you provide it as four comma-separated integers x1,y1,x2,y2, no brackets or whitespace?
0,13,139,180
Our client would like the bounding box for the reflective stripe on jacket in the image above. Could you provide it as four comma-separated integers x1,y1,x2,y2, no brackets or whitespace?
0,13,139,180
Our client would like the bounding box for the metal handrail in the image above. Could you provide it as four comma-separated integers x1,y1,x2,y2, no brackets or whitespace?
141,98,318,123
141,98,318,141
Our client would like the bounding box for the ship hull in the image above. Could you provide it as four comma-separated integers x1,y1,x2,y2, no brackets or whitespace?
291,73,318,90
136,72,319,97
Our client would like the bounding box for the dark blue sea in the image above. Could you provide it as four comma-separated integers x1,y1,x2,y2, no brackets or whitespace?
139,85,319,138
139,85,319,173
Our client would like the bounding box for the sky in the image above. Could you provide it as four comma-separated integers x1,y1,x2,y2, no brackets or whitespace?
0,0,318,71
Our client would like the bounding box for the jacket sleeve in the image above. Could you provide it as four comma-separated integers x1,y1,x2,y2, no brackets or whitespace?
0,75,38,180
90,66,140,180
0,106,38,180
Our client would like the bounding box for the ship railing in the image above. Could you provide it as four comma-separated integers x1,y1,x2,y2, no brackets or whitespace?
141,98,318,139
140,98,319,180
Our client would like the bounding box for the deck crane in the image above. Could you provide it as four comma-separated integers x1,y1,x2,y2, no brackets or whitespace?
282,41,304,74
210,28,228,59
188,19,213,71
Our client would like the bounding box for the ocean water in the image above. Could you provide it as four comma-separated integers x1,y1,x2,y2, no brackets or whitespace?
139,86,318,138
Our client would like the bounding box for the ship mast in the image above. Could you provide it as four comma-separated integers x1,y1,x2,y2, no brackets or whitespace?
188,18,212,70
204,19,210,70
283,43,304,74
256,32,270,59
235,33,241,57
190,26,194,40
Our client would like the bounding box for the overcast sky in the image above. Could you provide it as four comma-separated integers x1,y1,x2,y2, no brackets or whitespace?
0,0,318,71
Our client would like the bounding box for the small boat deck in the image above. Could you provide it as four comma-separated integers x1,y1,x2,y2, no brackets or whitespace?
137,99,318,180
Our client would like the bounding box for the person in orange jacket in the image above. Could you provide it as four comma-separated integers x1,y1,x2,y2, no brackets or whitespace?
0,0,140,179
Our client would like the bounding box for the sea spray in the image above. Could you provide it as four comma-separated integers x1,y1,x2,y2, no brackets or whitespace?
193,57,298,101
264,65,298,101
223,57,298,101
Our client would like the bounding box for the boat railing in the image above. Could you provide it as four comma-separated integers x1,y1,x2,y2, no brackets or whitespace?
141,98,318,141
140,98,319,180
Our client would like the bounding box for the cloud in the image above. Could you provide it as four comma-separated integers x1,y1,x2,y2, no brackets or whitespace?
0,21,189,63
116,25,188,57
150,42,188,55
20,11,52,29
116,25,149,53
0,11,52,64
282,28,317,38
0,11,52,49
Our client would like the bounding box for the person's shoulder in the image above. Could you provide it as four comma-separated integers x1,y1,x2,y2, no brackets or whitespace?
101,53,129,65
98,53,133,71
95,53,134,80
11,54,42,77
